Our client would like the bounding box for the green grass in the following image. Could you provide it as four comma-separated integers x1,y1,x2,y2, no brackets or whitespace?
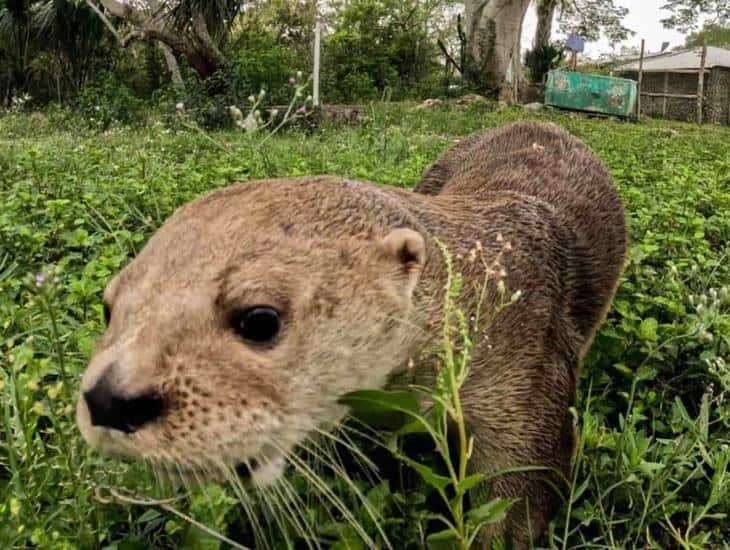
1,103,729,548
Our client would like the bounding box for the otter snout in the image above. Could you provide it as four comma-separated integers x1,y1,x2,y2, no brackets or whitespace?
82,366,164,434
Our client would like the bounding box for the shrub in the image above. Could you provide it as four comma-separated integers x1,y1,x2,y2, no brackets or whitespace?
227,32,302,105
524,42,565,84
180,31,306,129
75,72,144,130
321,0,439,103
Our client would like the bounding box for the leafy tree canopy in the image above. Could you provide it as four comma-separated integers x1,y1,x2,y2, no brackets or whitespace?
661,0,730,32
683,23,730,47
557,0,633,45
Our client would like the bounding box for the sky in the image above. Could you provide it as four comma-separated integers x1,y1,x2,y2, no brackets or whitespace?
521,0,688,58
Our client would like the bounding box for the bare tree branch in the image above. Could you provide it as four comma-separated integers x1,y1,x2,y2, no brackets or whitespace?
90,0,226,78
84,0,124,45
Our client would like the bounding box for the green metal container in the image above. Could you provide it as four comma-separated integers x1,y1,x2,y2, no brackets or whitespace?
544,69,637,118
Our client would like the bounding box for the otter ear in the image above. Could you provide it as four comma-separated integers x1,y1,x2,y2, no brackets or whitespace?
381,228,426,297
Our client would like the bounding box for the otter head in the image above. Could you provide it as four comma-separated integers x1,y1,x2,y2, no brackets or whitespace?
76,178,427,486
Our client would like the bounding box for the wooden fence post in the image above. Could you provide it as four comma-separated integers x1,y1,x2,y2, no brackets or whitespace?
697,43,707,124
637,39,645,118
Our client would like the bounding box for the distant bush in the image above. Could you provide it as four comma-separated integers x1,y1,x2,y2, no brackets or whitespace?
175,30,308,129
75,72,144,130
321,0,440,103
227,32,303,105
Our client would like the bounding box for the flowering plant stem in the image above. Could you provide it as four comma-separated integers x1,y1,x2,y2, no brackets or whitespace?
342,239,520,548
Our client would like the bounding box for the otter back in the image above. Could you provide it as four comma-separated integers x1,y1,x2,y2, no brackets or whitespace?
416,121,627,347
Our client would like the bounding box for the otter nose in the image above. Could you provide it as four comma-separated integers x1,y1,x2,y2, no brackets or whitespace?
83,372,164,434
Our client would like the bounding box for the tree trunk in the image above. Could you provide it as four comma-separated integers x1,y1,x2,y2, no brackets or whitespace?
533,0,558,50
158,43,184,90
512,30,521,102
463,0,531,101
94,0,225,79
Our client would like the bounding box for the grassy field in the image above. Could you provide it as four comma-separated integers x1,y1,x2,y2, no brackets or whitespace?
1,103,729,549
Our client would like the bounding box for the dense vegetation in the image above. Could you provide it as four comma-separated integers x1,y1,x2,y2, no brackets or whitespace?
7,0,724,126
0,0,455,118
1,102,728,548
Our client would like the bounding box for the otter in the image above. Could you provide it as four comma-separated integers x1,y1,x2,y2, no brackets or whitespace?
76,121,627,547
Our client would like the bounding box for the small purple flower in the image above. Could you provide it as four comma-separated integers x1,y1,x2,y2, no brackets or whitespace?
175,101,185,111
35,272,46,288
289,76,296,85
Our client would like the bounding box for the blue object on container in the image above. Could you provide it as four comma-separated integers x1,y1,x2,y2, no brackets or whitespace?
565,33,585,53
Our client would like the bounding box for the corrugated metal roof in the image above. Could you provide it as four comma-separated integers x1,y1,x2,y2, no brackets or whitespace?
618,46,730,72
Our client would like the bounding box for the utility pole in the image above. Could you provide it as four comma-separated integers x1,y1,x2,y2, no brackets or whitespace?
697,42,707,124
313,19,321,107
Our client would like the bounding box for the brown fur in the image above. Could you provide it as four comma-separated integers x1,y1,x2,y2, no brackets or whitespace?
77,122,627,547
413,122,627,545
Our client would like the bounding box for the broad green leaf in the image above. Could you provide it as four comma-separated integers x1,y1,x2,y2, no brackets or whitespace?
339,389,421,428
466,498,517,526
637,317,659,341
455,473,486,494
571,476,591,501
637,461,665,476
331,528,366,550
426,528,460,548
339,389,420,415
396,418,431,435
613,362,633,376
399,454,452,492
636,365,658,381
137,509,162,523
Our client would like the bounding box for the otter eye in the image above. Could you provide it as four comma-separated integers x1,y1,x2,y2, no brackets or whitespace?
231,307,280,344
103,303,111,326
